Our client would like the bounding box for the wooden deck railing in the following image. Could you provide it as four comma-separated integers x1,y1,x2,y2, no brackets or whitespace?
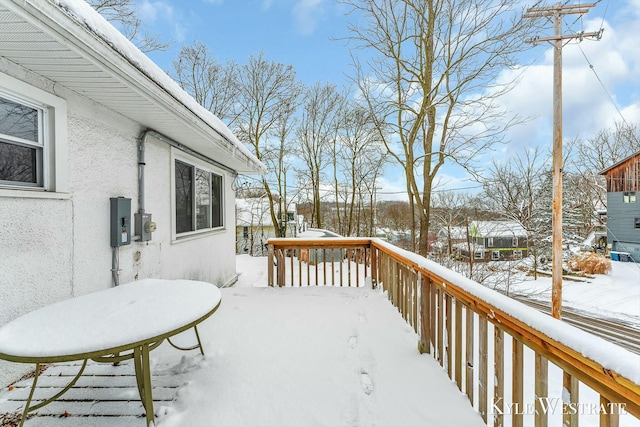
267,237,640,427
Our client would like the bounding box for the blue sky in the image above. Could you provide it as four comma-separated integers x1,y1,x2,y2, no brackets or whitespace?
137,0,640,200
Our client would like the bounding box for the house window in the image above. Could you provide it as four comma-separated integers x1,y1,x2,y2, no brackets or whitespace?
0,75,68,195
623,192,636,203
487,237,494,247
492,251,500,260
513,250,523,259
474,251,483,260
174,157,224,236
513,236,518,247
635,218,640,230
0,95,44,187
243,226,249,238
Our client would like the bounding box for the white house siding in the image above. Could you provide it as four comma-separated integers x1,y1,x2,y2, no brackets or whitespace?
0,64,240,384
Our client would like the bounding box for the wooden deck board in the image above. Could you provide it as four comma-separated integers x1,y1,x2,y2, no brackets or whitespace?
0,360,187,426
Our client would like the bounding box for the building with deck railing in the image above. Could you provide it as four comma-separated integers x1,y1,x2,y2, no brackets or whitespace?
600,151,640,262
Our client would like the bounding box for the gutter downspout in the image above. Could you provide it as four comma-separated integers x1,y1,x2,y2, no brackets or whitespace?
138,130,148,216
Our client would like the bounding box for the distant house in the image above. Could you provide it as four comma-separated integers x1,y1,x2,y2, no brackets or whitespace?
599,151,640,262
434,226,468,255
450,221,528,262
0,0,264,385
236,198,299,255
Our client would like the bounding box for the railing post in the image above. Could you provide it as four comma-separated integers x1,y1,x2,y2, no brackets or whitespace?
277,248,285,287
430,280,437,359
494,327,504,427
412,270,418,333
563,372,579,427
513,338,524,427
465,307,475,406
370,244,377,289
455,300,463,391
437,286,444,366
445,293,452,378
600,395,620,427
535,353,549,427
479,316,488,423
419,273,431,354
267,244,274,287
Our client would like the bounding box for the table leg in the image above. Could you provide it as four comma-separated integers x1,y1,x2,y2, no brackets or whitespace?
133,344,154,427
18,363,40,427
194,325,205,356
166,326,205,355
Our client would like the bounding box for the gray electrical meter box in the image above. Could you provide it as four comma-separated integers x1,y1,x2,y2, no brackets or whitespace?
110,197,131,247
135,212,154,242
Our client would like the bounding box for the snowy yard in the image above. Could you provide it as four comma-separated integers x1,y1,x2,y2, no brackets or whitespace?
500,260,640,324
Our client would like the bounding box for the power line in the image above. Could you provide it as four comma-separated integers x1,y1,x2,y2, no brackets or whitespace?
577,44,630,126
557,0,627,126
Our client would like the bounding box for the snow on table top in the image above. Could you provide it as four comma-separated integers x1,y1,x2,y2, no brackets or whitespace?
0,279,221,360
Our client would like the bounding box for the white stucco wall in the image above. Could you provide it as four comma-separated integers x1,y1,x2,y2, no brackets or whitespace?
0,64,240,385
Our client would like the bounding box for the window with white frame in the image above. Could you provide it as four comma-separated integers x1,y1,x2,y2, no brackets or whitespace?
0,75,67,194
492,250,500,260
174,157,223,235
0,95,44,187
623,192,636,203
474,251,483,260
487,237,494,247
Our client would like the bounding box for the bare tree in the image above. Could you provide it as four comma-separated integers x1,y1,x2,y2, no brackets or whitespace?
87,0,170,52
267,98,300,237
568,122,640,215
574,122,640,172
482,147,549,277
172,42,239,122
331,97,387,236
234,52,302,237
343,0,535,255
430,190,469,259
295,82,343,229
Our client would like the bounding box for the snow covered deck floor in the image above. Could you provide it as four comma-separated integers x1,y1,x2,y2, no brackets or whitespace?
1,286,485,426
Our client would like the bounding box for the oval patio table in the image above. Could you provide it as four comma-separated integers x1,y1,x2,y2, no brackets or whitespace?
0,279,222,427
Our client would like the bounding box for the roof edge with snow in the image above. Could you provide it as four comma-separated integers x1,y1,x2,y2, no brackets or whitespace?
2,0,266,174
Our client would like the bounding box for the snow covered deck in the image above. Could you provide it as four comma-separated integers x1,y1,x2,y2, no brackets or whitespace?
0,286,484,427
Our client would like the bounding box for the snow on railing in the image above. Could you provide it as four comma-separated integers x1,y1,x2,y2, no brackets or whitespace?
267,237,640,427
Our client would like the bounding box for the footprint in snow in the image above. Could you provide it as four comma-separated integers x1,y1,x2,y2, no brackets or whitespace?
358,312,367,323
360,371,374,395
348,335,358,350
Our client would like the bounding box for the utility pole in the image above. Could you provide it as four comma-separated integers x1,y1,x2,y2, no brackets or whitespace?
524,3,602,319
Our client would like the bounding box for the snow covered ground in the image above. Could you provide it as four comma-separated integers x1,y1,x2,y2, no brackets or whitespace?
150,255,487,426
2,255,637,427
502,260,640,325
154,283,484,427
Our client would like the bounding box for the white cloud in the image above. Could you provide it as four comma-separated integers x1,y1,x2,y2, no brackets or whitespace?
135,0,190,44
137,0,174,23
292,0,325,35
376,174,409,202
